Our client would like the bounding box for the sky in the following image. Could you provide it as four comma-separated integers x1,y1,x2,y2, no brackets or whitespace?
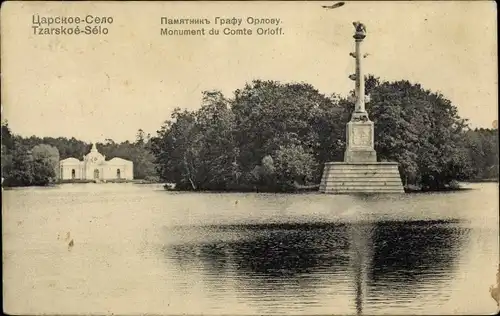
1,1,497,143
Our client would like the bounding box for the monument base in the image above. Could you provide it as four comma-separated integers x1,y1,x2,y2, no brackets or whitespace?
344,120,377,163
344,148,377,163
319,162,405,194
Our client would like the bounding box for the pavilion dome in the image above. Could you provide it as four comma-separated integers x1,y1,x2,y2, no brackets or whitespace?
84,143,105,164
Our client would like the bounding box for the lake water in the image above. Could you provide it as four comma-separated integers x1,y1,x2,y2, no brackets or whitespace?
2,182,499,315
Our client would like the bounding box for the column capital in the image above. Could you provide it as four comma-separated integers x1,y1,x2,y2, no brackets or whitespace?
353,21,367,40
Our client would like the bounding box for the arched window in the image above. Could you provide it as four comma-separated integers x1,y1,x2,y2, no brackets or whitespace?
116,169,121,179
71,169,76,179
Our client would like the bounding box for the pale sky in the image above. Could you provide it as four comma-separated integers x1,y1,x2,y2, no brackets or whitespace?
1,1,497,143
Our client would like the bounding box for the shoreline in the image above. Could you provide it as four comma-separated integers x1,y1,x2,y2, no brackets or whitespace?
3,180,496,193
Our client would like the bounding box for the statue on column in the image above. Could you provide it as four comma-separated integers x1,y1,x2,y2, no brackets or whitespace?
350,20,370,122
353,21,366,37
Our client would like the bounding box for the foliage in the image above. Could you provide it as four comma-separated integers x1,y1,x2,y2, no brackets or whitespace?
363,76,477,189
1,122,158,186
2,141,34,187
465,128,499,180
273,144,317,190
150,108,200,189
31,155,56,186
150,78,497,192
1,129,59,186
2,77,498,190
150,81,338,191
31,144,60,179
231,80,336,176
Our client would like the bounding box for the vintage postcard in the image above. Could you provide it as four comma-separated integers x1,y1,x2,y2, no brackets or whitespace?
1,1,498,315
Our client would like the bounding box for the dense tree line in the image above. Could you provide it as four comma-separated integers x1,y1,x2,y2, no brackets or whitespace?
465,128,499,180
1,122,157,187
2,77,497,190
149,77,498,191
2,124,60,186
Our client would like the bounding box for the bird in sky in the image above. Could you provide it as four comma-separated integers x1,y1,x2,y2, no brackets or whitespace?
322,2,345,9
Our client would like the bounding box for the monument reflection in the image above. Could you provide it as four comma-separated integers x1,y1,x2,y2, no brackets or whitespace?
349,222,374,315
162,219,468,314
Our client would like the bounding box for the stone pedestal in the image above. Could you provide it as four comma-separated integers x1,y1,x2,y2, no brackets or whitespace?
344,120,377,163
319,162,404,194
320,117,405,194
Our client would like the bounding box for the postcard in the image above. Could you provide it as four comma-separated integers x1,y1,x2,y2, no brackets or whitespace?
2,1,498,315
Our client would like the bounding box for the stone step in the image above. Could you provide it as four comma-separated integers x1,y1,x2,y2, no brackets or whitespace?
322,174,401,181
321,183,403,188
323,170,400,175
322,181,402,186
319,162,404,194
322,168,401,172
321,188,404,193
322,181,401,185
322,169,401,173
321,175,403,179
320,181,403,186
320,185,404,190
323,164,399,169
320,176,403,180
323,175,401,180
320,189,405,194
321,178,402,183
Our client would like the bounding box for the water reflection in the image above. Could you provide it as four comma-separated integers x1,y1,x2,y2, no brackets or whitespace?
349,222,373,315
162,220,469,314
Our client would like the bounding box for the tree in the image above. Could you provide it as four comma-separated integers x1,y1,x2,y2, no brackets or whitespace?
3,142,34,187
3,77,488,190
1,120,15,150
364,78,474,189
150,83,339,191
195,91,240,189
150,78,481,191
136,129,146,145
1,144,12,179
231,80,335,177
31,144,60,180
150,108,201,189
465,128,499,180
248,155,275,189
31,155,56,186
273,144,317,189
132,129,158,180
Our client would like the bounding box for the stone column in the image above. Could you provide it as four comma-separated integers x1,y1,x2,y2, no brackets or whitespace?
344,21,377,163
349,21,368,118
354,37,365,113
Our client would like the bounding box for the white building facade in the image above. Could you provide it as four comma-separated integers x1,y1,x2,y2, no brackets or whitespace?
59,143,133,181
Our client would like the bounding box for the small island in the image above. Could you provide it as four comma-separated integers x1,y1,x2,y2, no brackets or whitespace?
2,75,498,192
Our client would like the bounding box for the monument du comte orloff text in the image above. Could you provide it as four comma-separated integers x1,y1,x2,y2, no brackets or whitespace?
319,22,405,194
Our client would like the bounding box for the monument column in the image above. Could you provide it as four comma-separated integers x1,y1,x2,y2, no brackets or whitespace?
344,21,377,163
318,20,404,194
354,33,365,114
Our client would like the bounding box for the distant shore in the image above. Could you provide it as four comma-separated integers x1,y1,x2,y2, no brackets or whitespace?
3,179,496,193
57,179,161,184
161,181,495,194
2,178,163,188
